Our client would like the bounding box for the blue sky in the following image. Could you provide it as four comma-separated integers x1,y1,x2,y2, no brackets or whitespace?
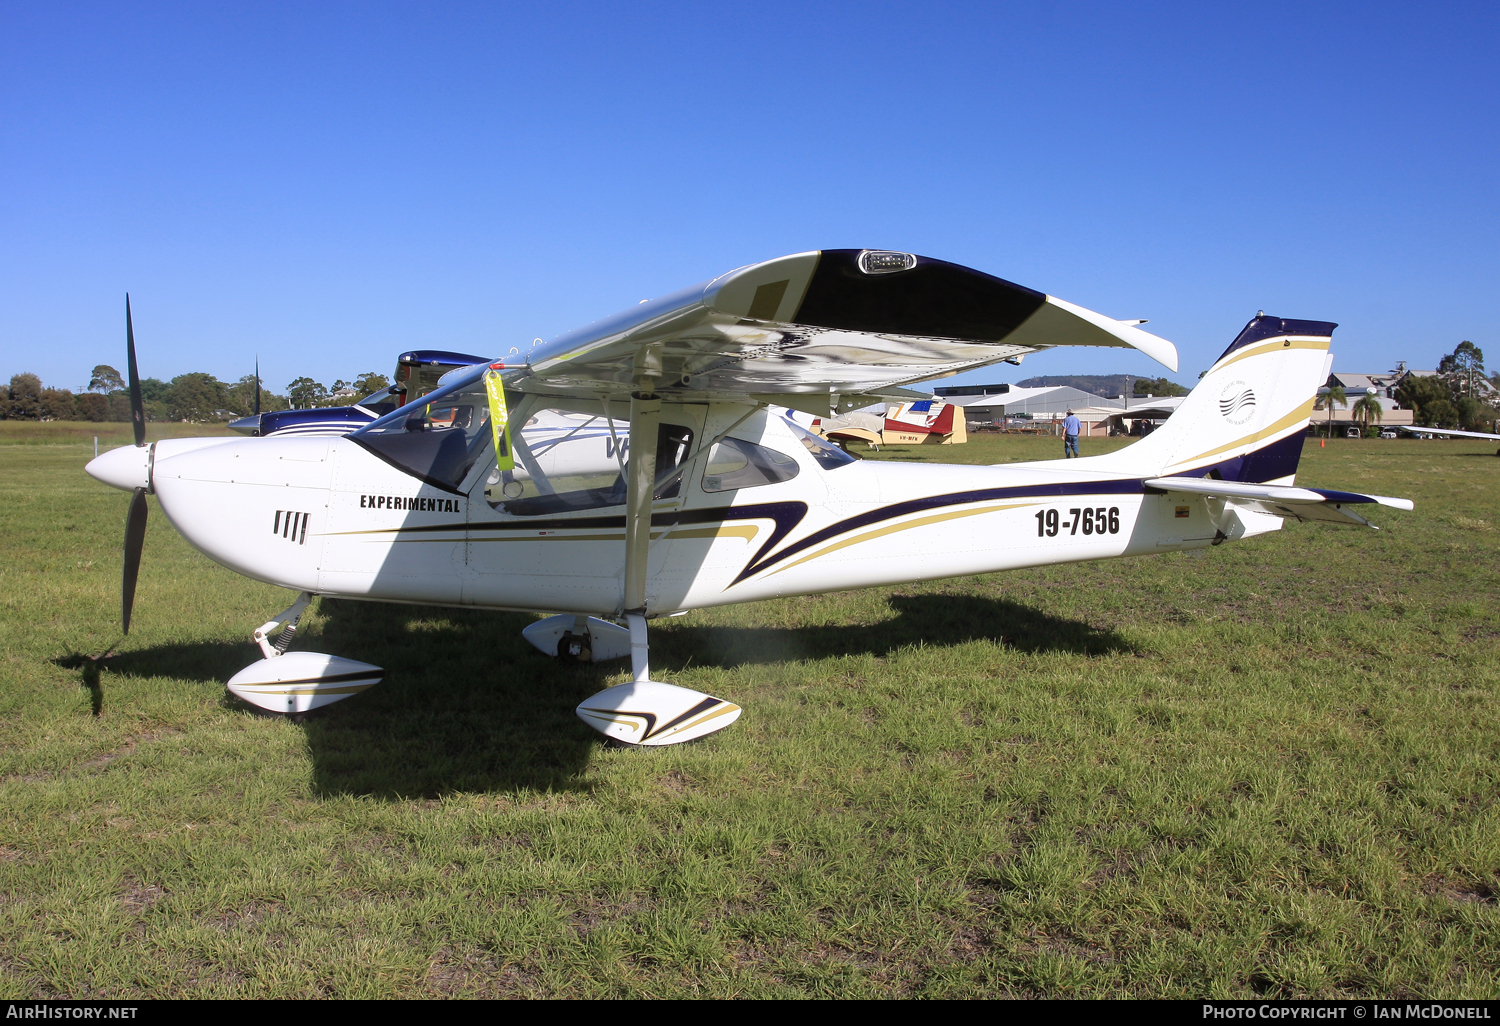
2,1,1496,395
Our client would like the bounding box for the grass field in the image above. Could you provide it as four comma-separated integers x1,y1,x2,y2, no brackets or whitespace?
2,422,1498,998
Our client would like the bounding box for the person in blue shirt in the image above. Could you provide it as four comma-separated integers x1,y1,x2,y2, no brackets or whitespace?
1062,410,1082,458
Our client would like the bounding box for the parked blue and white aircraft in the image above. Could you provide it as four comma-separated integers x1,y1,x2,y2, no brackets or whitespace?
227,350,490,437
87,250,1413,745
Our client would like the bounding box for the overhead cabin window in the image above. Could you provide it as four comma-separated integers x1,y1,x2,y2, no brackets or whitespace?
783,418,857,469
485,405,694,516
350,378,492,493
702,437,800,493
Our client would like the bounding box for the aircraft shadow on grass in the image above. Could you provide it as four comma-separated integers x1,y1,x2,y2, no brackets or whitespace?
54,593,1126,799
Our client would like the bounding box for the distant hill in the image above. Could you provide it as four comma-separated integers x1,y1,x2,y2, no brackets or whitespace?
1014,374,1188,397
1015,375,1132,397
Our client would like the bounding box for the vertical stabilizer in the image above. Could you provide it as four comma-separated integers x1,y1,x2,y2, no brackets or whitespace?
1082,315,1335,484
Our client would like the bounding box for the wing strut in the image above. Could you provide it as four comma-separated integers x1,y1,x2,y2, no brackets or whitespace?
569,345,752,746
622,347,663,682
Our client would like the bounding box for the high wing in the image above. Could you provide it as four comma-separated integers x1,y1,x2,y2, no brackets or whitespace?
1400,425,1500,441
506,250,1177,413
1145,476,1414,528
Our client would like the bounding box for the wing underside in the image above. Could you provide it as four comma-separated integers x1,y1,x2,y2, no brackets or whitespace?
508,250,1178,413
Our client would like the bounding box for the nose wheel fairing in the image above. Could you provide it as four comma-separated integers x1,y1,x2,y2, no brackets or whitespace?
226,592,385,716
226,651,385,715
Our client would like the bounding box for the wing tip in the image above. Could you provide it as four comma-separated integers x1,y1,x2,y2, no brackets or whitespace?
1045,295,1179,372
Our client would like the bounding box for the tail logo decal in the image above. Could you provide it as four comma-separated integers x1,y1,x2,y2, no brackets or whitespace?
1219,381,1257,425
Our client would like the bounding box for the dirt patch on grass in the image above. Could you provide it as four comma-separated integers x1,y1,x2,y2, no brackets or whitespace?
206,900,284,933
1018,928,1117,965
425,946,537,997
659,769,694,795
120,879,166,914
1422,874,1496,905
95,728,181,768
569,894,644,937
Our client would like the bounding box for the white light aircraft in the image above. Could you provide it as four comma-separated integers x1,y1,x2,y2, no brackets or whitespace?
88,250,1413,745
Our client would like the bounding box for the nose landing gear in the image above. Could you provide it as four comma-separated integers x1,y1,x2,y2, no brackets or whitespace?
227,591,384,716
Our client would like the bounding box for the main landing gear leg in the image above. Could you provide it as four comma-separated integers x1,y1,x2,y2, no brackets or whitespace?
628,612,650,682
226,591,384,716
571,368,741,747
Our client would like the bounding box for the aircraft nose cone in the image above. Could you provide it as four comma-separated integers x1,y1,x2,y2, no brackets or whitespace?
87,444,151,491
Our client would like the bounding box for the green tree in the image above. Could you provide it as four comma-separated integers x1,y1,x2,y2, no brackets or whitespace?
1351,391,1384,436
89,365,125,392
6,373,43,420
1438,341,1485,397
1316,384,1347,437
165,372,228,422
1132,376,1189,397
1397,375,1457,427
225,374,288,415
40,387,77,420
1454,395,1491,432
136,378,170,404
286,377,328,409
1423,398,1459,428
77,392,108,422
352,371,392,397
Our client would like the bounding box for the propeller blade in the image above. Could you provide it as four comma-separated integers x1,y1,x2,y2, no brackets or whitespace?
121,487,148,635
254,356,261,416
125,295,145,447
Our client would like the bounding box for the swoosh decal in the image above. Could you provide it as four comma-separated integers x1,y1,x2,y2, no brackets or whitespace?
729,479,1144,585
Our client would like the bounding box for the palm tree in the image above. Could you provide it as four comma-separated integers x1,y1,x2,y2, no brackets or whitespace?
1351,391,1384,437
1317,385,1347,437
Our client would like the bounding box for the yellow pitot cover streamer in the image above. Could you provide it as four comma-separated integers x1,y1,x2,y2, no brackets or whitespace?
484,368,515,471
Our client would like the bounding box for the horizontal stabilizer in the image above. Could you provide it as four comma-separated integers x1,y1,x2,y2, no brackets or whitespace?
1146,476,1413,529
1400,425,1500,442
1146,477,1413,509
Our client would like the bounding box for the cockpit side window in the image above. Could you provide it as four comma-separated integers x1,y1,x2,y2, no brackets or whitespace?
485,405,694,516
701,437,800,492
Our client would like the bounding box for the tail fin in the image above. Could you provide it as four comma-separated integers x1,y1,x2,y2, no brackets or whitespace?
1088,315,1335,484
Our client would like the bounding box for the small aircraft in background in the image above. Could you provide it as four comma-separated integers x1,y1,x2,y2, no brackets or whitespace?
1399,424,1500,455
87,250,1413,746
228,350,490,438
819,397,966,449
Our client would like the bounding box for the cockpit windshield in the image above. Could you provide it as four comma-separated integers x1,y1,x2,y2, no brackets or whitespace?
349,367,494,492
